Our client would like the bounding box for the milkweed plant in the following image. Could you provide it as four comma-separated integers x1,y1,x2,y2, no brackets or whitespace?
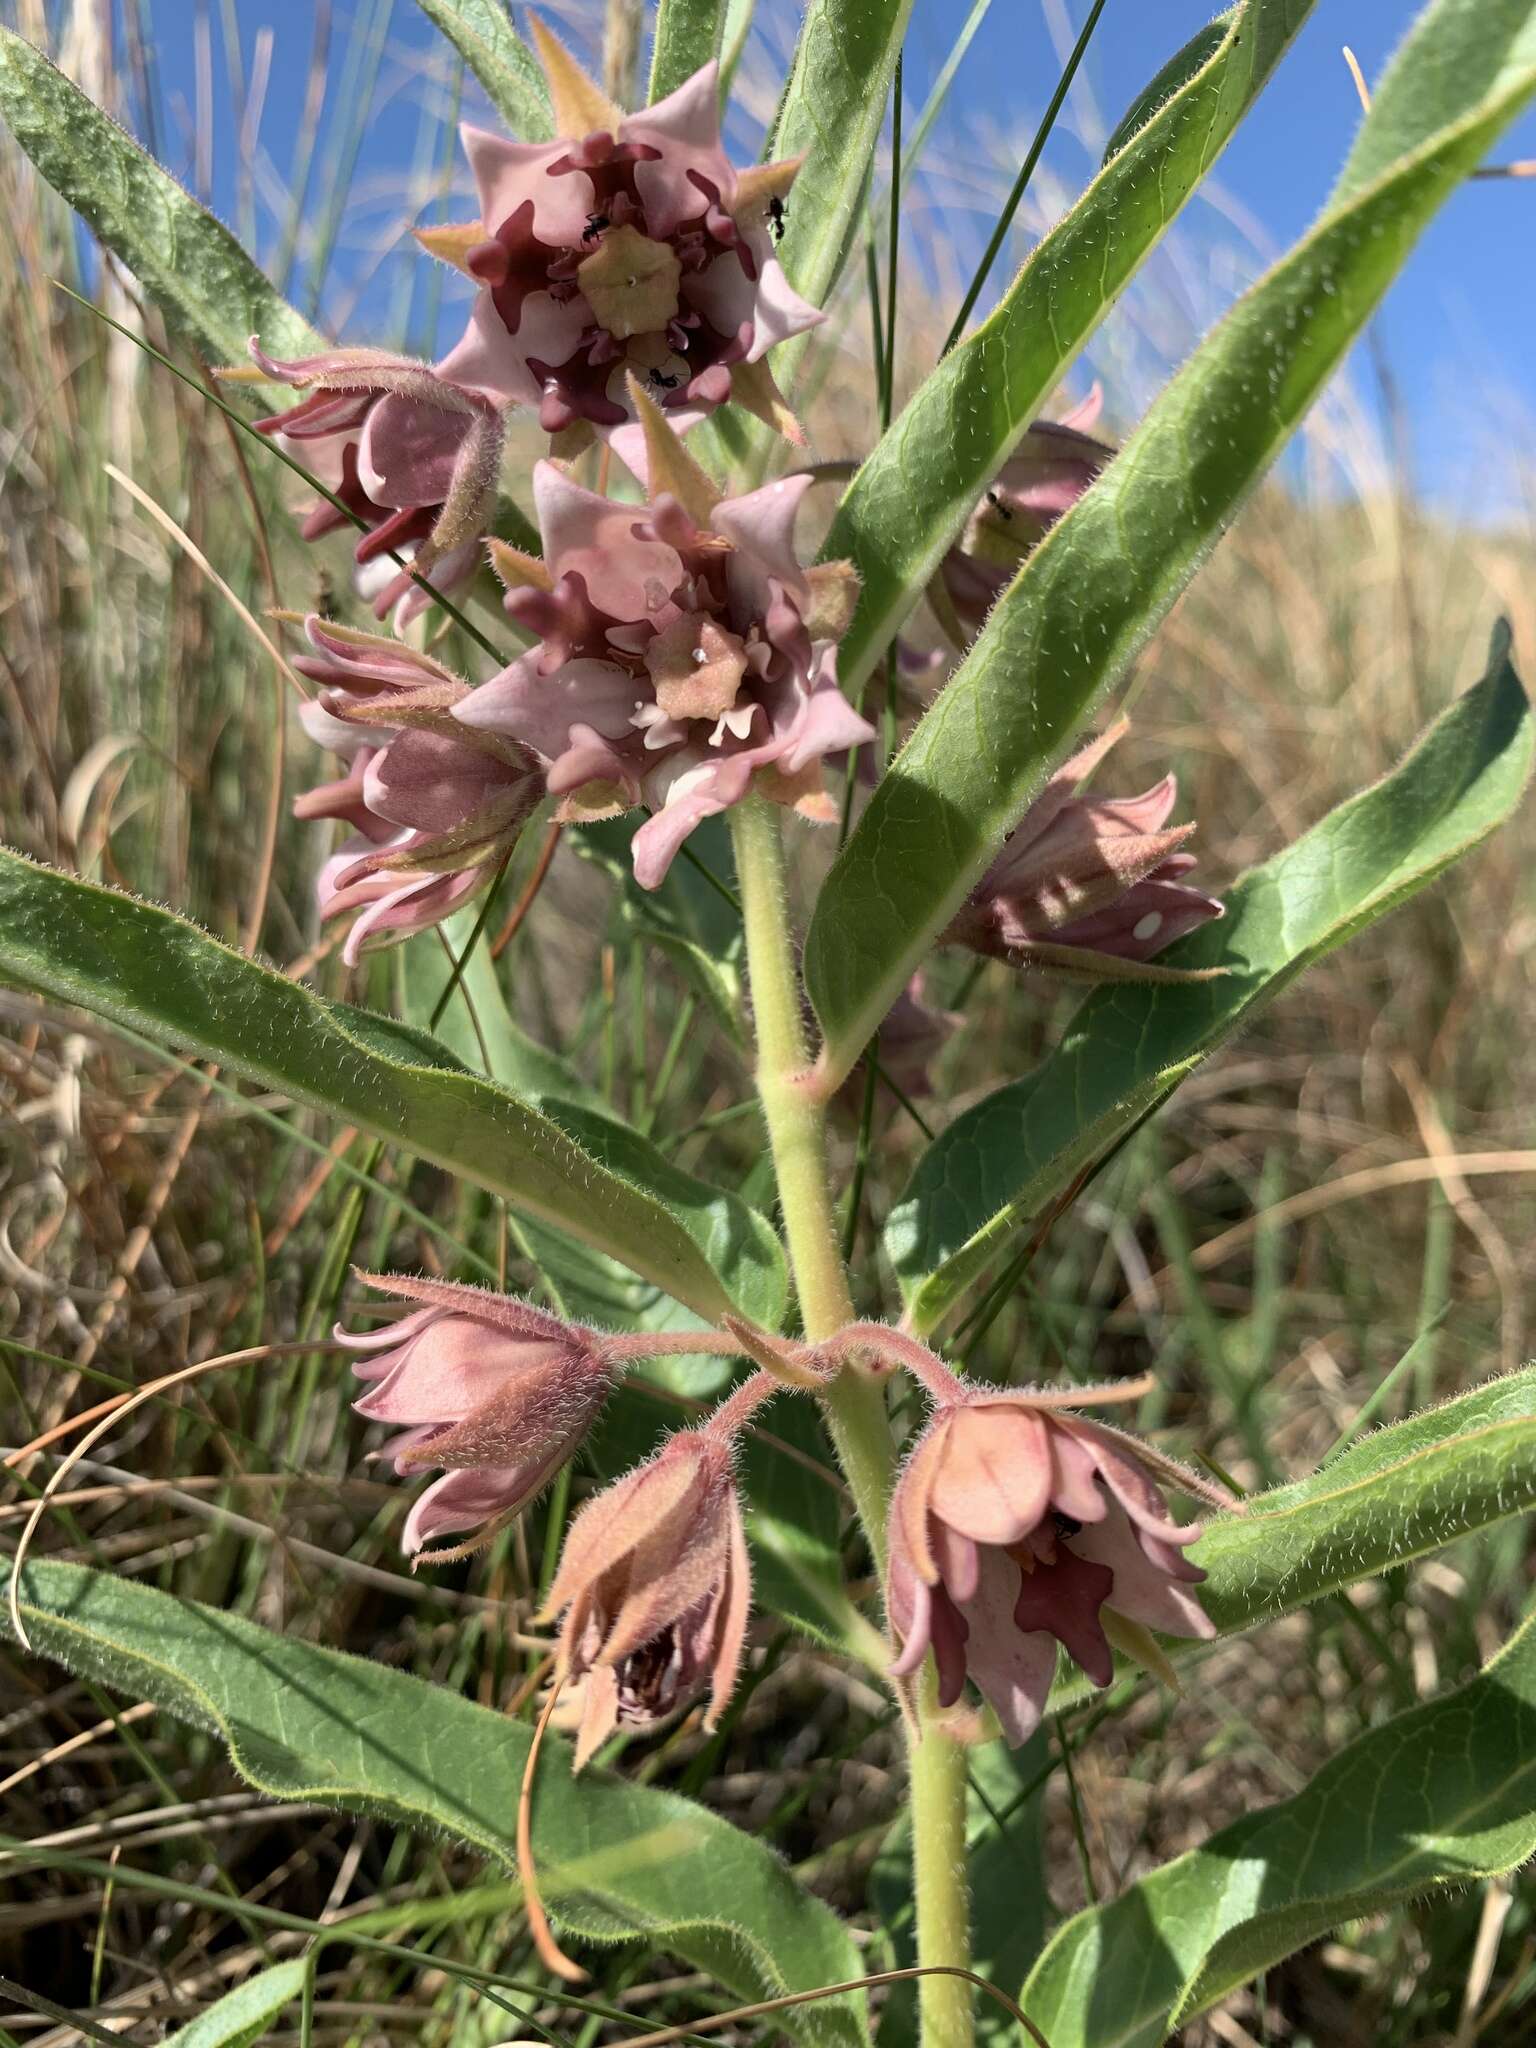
4,3,1536,2045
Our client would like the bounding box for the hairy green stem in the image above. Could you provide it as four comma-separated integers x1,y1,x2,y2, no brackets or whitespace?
909,1713,975,2048
728,797,972,2043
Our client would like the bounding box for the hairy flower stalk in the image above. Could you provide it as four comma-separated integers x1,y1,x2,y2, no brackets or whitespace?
942,719,1224,979
291,616,542,960
540,1376,775,1767
454,389,873,886
425,22,820,468
242,345,505,624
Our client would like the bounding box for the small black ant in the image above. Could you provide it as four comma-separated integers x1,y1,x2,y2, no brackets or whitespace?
767,196,787,242
581,211,610,243
985,489,1013,522
647,368,682,392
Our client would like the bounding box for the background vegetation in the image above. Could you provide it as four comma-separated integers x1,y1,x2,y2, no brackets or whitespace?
1,1,1533,2041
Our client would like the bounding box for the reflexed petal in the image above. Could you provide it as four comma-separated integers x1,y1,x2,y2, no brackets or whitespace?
927,1403,1052,1546
402,1464,536,1554
956,1546,1057,1747
1068,1499,1215,1640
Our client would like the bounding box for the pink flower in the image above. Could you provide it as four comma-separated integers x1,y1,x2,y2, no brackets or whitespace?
942,721,1223,977
453,403,873,888
340,1272,617,1557
292,617,541,961
933,394,1113,647
888,1389,1221,1745
539,1427,750,1767
246,344,503,625
427,24,820,470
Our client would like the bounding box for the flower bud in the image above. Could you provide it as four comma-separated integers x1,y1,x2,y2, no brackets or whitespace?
340,1273,616,1557
539,1429,750,1768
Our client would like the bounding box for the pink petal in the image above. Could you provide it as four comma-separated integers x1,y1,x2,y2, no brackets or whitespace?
402,1464,539,1554
957,1547,1057,1747
460,124,595,246
533,460,683,621
927,1404,1053,1547
1068,1500,1214,1641
625,63,731,239
743,250,826,357
713,471,814,606
456,653,641,760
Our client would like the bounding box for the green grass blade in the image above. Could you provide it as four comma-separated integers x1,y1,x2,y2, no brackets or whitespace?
0,1562,867,2048
805,0,1536,1088
0,850,783,1326
0,25,321,363
825,0,1312,705
766,0,914,342
887,632,1533,1333
161,1963,309,2048
412,0,552,139
1024,1605,1536,2045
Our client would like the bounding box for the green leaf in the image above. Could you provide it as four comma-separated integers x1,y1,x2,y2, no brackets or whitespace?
874,1735,1050,2045
2,1563,867,2048
805,0,1536,1089
767,0,914,332
649,0,727,104
1024,1608,1536,2046
399,925,781,1328
888,634,1533,1333
161,1964,308,2048
413,0,552,139
825,0,1313,704
0,850,771,1326
0,26,321,365
1048,1366,1536,1714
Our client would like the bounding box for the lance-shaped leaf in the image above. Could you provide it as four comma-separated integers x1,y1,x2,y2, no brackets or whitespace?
1024,1608,1536,2047
767,0,914,341
805,0,1536,1089
1046,1365,1536,1715
826,0,1314,703
0,26,321,365
162,1964,309,2048
1,1563,866,2048
887,634,1533,1334
413,0,552,139
648,0,728,103
0,850,781,1326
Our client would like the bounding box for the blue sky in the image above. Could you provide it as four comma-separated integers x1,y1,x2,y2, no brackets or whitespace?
78,1,1536,514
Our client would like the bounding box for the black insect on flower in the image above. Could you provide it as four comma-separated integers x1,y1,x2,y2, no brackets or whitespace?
986,489,1014,522
767,196,788,242
647,368,682,392
581,211,611,244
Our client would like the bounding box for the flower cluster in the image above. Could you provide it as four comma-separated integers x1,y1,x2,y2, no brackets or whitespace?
342,1276,1228,1768
453,403,871,886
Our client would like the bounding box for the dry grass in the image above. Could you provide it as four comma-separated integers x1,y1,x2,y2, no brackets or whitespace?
1,3,1534,2042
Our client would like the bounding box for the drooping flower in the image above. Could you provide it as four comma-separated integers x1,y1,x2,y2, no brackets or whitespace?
941,720,1223,978
932,393,1113,648
539,1426,750,1767
340,1272,618,1557
243,345,504,624
424,20,820,469
292,616,542,961
453,391,873,887
887,1384,1226,1745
